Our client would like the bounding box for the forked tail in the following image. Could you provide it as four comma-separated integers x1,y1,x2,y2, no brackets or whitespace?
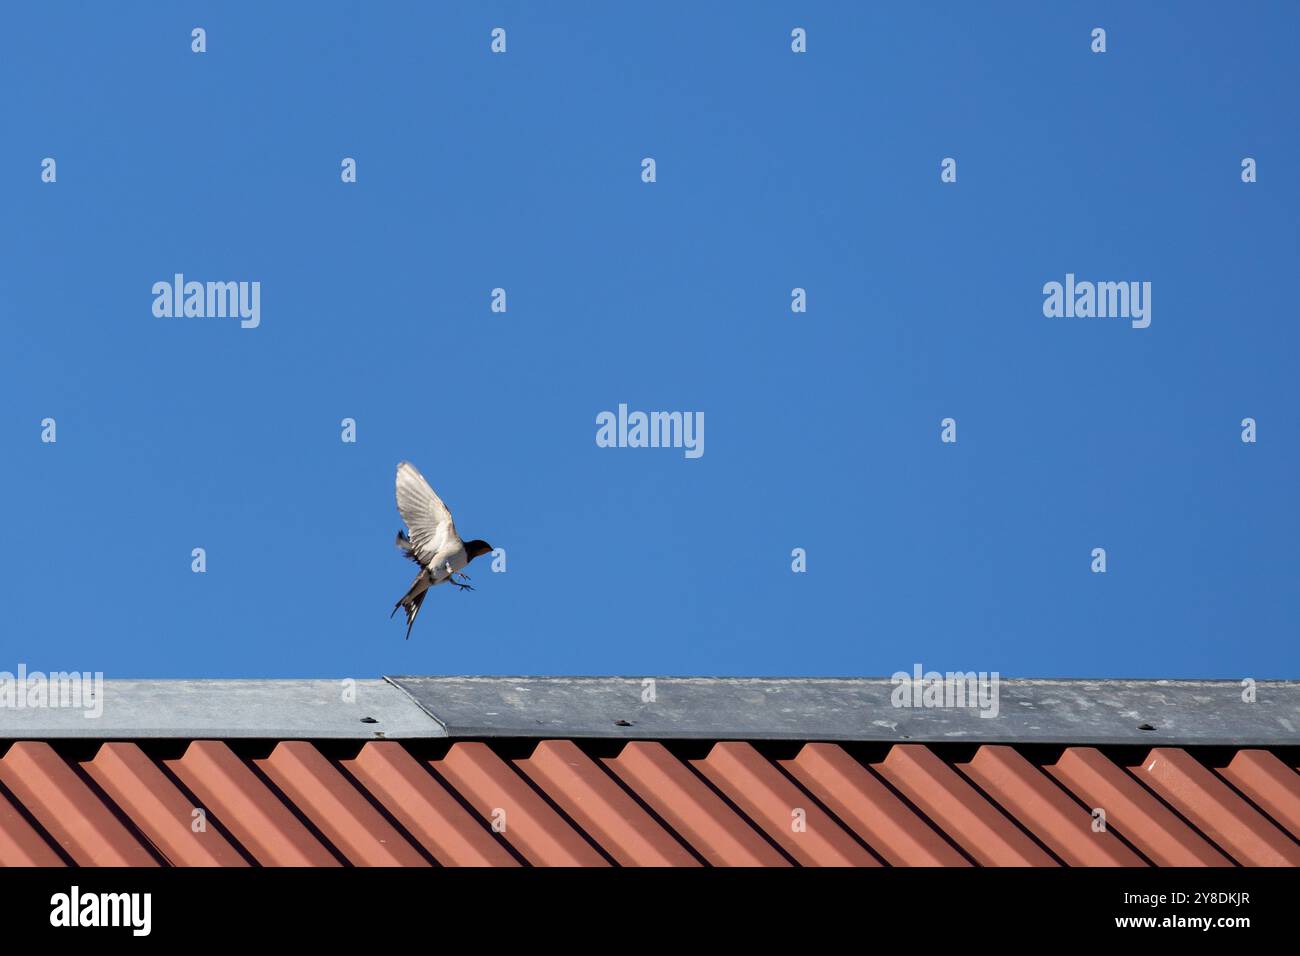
391,574,431,640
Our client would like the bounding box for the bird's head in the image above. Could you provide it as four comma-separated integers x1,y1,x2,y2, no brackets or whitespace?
464,539,494,562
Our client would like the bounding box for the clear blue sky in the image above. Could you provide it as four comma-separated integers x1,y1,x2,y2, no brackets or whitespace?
1,2,1296,679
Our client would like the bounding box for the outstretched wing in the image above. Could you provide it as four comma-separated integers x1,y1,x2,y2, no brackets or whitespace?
395,461,459,567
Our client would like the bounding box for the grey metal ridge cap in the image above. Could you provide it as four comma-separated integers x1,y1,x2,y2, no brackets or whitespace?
385,676,1300,745
0,679,444,740
0,676,1297,744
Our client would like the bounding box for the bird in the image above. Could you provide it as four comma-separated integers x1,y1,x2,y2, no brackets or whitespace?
390,461,493,639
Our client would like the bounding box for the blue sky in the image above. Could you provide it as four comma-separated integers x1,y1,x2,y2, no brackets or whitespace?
1,2,1296,679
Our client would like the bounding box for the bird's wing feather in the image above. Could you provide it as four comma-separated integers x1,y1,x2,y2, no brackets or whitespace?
395,461,459,566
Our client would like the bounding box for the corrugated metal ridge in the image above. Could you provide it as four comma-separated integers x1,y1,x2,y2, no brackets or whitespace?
0,738,1296,867
0,679,441,740
1,677,1296,743
387,677,1300,745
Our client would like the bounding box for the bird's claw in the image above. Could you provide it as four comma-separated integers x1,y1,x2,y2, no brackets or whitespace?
453,580,475,592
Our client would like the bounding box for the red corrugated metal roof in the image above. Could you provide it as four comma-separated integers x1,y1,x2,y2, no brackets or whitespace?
0,739,1295,866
